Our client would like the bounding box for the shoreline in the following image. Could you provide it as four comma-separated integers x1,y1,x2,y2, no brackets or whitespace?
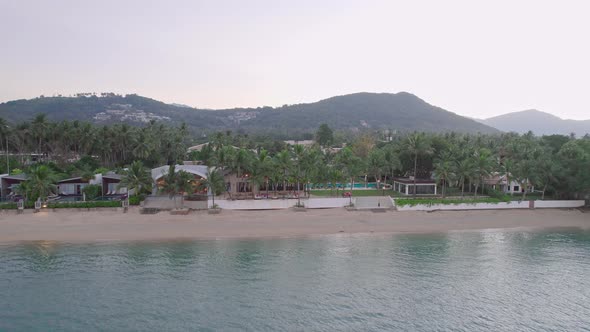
0,208,588,244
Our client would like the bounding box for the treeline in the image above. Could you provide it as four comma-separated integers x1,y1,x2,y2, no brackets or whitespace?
0,115,190,171
197,129,590,200
1,114,589,200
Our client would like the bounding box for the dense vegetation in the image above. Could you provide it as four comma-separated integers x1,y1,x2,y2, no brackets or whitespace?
1,113,589,204
0,92,498,139
0,114,189,170
196,129,590,200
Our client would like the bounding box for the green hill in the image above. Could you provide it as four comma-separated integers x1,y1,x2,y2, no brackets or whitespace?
0,92,498,136
479,109,590,136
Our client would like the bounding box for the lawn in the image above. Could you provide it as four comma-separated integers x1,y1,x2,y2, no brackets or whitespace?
395,197,507,207
310,189,402,197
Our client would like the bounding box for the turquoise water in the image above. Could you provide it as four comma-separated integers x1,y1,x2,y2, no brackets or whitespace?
309,182,378,189
2,230,590,331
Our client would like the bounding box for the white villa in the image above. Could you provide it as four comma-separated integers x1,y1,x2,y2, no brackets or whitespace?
484,173,534,194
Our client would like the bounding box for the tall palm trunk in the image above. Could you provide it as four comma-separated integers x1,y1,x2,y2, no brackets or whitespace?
461,179,465,197
350,177,354,205
413,153,418,197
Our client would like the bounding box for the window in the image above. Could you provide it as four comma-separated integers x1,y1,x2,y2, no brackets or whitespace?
513,186,519,192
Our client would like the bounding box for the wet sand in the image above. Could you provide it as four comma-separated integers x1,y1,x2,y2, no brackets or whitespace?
0,208,588,244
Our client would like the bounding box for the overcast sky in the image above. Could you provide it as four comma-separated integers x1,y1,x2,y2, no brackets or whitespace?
1,0,589,119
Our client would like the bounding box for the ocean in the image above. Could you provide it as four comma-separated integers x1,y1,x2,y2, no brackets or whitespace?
1,229,590,331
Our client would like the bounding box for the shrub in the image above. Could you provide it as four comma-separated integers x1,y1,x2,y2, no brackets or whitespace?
0,203,17,210
395,198,506,207
483,188,511,202
46,201,121,209
83,184,102,201
128,194,145,206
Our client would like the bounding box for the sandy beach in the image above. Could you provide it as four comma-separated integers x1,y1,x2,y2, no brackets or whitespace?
0,208,588,244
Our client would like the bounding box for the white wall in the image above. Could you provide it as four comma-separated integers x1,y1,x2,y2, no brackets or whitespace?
396,200,585,211
396,201,530,211
534,200,585,208
212,198,350,210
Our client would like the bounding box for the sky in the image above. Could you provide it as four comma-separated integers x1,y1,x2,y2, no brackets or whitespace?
1,0,589,120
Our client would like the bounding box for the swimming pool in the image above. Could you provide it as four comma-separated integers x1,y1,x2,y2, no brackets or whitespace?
308,182,379,189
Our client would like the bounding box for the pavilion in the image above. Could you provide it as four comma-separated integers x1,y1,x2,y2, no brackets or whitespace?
393,177,437,195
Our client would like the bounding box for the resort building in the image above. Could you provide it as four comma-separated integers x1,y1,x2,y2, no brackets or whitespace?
0,173,27,199
151,164,209,195
483,173,534,194
283,140,315,147
57,176,101,196
100,173,127,195
393,177,437,195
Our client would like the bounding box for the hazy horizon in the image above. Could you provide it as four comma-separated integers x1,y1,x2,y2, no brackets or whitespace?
2,0,589,120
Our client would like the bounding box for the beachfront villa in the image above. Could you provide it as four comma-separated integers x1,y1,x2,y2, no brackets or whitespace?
57,176,100,195
100,173,127,195
484,173,534,194
0,173,27,199
393,177,437,195
151,164,209,195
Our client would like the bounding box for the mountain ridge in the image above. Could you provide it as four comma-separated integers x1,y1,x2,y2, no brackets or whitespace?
478,109,590,136
0,92,499,137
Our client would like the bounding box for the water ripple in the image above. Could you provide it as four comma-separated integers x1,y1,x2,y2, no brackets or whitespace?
1,229,590,331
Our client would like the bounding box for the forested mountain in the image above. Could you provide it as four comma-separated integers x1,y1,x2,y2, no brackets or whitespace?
479,110,590,137
0,92,498,137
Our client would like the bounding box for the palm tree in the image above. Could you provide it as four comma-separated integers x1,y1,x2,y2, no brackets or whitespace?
535,153,558,200
22,165,57,202
202,167,225,207
275,149,292,193
293,145,307,205
119,161,153,195
367,148,386,191
252,149,273,196
500,158,515,196
336,147,364,204
159,165,196,209
434,151,454,198
232,148,252,178
471,148,494,197
382,144,402,186
402,133,433,197
0,117,10,174
31,114,49,155
454,158,475,197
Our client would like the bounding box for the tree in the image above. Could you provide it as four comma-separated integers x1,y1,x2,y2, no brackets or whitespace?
0,118,10,174
382,144,402,186
367,149,386,190
470,148,495,197
21,165,57,202
274,149,292,193
119,161,152,195
402,133,433,197
336,147,364,204
434,151,455,198
83,184,102,200
535,152,559,200
231,148,252,179
315,124,333,147
454,159,474,197
159,165,196,209
202,167,225,207
31,114,49,155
